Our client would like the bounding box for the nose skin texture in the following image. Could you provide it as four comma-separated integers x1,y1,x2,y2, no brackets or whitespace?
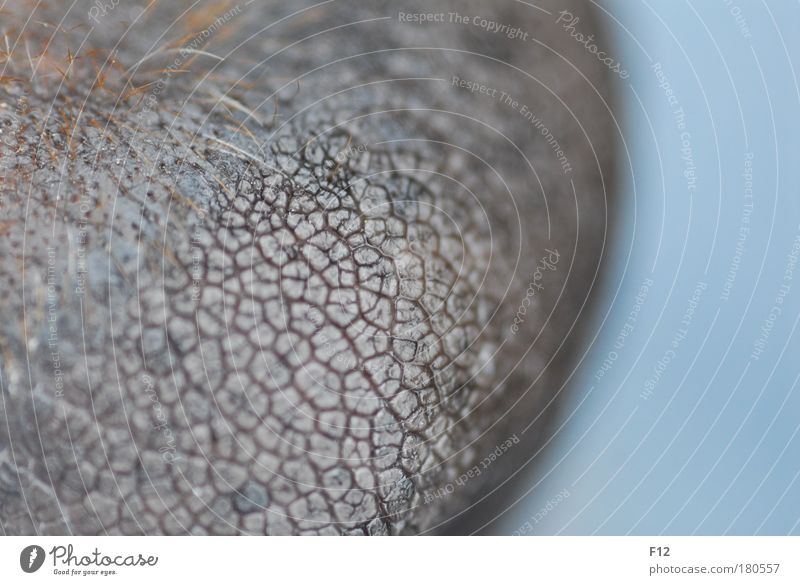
0,0,615,534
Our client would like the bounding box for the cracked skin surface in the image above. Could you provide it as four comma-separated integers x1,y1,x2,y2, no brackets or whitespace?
0,0,615,534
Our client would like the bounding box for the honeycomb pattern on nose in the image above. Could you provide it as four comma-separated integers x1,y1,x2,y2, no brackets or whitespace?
0,0,614,535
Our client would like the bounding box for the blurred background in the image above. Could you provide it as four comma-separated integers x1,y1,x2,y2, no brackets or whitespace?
497,0,800,535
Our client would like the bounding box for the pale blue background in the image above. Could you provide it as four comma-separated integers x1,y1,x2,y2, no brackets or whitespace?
499,0,800,535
